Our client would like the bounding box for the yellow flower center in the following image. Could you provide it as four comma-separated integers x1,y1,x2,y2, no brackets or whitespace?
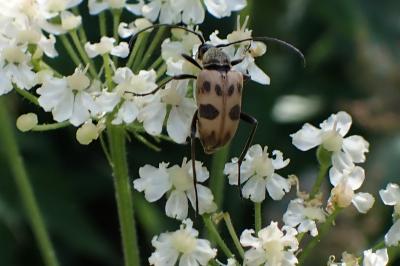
67,71,90,91
3,47,25,64
171,230,196,254
169,167,192,191
322,130,343,152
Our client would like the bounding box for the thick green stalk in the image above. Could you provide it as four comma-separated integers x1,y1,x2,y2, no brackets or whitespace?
209,145,230,208
298,208,340,265
103,54,113,89
0,98,59,266
107,125,140,266
202,215,234,258
99,12,107,37
137,27,166,70
254,202,262,233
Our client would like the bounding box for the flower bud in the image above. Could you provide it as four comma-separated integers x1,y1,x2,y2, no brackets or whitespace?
330,182,354,208
16,113,38,132
76,121,99,145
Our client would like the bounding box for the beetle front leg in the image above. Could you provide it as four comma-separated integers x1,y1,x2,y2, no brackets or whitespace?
190,110,199,215
181,53,203,70
237,112,258,198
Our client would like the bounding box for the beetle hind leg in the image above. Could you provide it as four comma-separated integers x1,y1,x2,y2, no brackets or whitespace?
190,110,200,216
237,112,258,198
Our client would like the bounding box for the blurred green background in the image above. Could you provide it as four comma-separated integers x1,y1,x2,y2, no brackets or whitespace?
1,0,400,265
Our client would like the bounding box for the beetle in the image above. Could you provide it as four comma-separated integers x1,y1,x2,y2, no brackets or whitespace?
128,24,304,213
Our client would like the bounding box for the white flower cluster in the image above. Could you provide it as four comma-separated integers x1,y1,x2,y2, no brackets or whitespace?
328,249,389,266
134,158,217,220
291,111,374,213
379,183,400,247
224,144,292,202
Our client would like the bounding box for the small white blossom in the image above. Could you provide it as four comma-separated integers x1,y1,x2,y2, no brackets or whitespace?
328,166,374,213
283,198,326,236
379,183,400,247
240,222,298,266
118,18,153,39
209,17,270,85
0,42,36,95
85,37,129,58
363,248,389,266
88,0,138,15
204,0,246,18
291,111,369,171
110,67,157,125
149,219,217,266
76,120,99,145
134,158,217,220
37,67,98,126
224,144,291,202
60,10,82,31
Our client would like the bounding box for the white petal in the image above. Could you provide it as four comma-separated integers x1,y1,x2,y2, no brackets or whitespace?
165,190,188,220
332,150,355,172
113,101,139,124
271,150,290,170
385,219,400,247
320,111,352,136
88,0,108,15
240,229,260,248
204,0,230,18
242,176,266,202
0,72,13,95
134,164,171,202
363,248,389,266
69,92,90,126
266,173,291,200
167,104,194,144
140,101,166,135
111,42,129,58
142,1,161,21
342,135,369,163
38,34,58,58
346,166,365,190
85,42,100,58
379,183,400,206
352,192,375,213
329,167,342,187
187,185,217,215
298,220,318,237
290,123,322,151
247,59,270,85
181,0,205,24
191,239,217,265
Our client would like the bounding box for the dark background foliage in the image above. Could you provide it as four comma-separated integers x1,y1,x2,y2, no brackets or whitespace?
1,0,399,265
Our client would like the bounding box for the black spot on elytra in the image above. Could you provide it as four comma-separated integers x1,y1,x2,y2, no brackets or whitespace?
223,132,232,144
202,81,211,93
215,84,222,96
199,104,219,120
228,84,234,96
229,104,240,120
237,82,242,93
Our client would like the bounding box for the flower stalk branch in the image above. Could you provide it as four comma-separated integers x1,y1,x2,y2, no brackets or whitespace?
0,98,59,266
107,125,140,266
202,215,234,258
310,146,332,199
223,212,245,258
255,202,262,233
298,207,341,265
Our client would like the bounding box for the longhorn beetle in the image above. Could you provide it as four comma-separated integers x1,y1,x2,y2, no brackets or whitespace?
128,24,305,214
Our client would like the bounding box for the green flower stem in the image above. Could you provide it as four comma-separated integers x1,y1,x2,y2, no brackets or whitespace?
59,35,82,67
31,121,70,131
69,30,97,78
310,146,332,199
254,202,262,233
309,163,330,199
148,56,163,71
112,9,122,42
131,34,150,71
126,33,148,69
99,133,112,166
298,208,341,265
0,98,60,266
103,54,113,89
223,213,245,258
14,87,39,106
137,27,167,70
209,145,230,208
99,12,107,37
202,215,234,258
107,125,140,266
156,64,167,80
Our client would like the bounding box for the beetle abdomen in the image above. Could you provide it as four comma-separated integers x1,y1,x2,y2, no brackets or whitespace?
196,69,243,154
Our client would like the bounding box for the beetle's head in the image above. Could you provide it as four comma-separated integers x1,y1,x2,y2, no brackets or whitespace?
198,44,230,67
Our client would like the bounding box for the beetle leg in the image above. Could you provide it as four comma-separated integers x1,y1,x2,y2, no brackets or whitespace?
238,113,258,198
127,74,197,96
231,58,245,66
190,110,199,215
181,53,203,70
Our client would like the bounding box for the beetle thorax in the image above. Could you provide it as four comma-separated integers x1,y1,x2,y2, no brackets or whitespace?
202,47,231,67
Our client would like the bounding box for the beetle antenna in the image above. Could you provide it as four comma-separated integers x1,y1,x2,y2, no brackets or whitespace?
128,24,205,50
216,37,306,67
